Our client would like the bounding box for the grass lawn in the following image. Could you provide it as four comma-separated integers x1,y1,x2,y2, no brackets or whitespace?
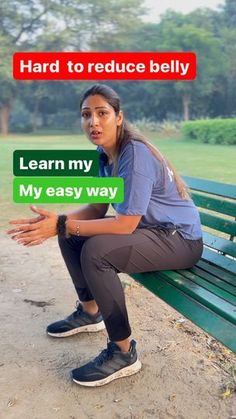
1,133,235,228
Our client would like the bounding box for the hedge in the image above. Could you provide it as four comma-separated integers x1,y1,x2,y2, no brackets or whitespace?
182,119,236,145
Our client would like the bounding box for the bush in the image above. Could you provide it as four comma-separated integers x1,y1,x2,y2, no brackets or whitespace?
10,101,81,133
46,110,80,131
10,100,33,133
132,118,181,136
131,118,160,132
182,119,236,145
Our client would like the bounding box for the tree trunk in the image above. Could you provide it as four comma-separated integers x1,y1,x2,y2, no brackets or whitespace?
182,93,191,121
0,104,11,136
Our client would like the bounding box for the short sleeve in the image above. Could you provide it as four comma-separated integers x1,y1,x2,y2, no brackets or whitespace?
114,142,156,215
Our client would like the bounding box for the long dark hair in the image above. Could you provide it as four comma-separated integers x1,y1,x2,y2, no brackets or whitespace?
80,84,189,200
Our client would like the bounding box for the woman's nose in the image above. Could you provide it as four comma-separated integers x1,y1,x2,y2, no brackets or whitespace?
90,114,99,126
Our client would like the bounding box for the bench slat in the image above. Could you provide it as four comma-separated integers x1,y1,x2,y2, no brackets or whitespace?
157,270,236,324
183,176,236,199
202,231,236,257
187,266,236,296
131,272,236,352
196,260,236,285
177,268,236,304
191,192,236,217
202,248,236,274
199,212,236,236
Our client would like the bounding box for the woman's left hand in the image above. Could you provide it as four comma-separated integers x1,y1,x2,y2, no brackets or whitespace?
7,206,58,247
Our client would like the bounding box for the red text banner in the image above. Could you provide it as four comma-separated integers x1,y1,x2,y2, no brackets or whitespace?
13,51,196,80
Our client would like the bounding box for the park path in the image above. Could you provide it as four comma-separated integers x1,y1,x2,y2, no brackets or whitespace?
0,233,235,419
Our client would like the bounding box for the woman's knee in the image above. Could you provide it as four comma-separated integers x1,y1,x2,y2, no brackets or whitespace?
80,236,109,269
81,236,102,258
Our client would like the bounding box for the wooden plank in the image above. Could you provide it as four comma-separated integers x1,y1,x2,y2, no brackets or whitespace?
191,192,236,217
202,231,236,257
185,266,236,297
202,247,236,274
197,260,236,285
176,268,236,304
199,212,236,236
130,272,236,352
156,270,236,324
183,176,236,199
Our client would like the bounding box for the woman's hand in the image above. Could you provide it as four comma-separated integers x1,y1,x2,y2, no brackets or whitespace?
7,206,58,247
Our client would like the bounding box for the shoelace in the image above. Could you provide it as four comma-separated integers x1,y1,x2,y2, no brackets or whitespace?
94,342,118,366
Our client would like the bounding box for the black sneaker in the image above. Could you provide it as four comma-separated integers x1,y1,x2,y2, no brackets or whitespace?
46,303,105,337
71,339,142,387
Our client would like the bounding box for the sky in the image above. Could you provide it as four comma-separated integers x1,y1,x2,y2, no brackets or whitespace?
144,0,224,21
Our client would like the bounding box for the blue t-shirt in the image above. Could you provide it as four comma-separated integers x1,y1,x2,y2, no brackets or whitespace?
98,140,202,240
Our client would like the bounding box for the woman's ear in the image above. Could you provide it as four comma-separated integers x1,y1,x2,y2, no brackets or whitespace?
116,110,123,126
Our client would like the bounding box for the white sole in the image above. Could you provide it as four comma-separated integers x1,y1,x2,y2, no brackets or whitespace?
47,321,106,338
72,359,142,387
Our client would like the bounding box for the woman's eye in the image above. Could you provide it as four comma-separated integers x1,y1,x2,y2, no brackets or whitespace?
81,112,89,118
99,111,107,116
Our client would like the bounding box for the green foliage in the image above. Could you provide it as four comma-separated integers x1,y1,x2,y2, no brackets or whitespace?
182,119,236,145
132,118,161,132
46,110,80,131
133,119,181,136
0,34,16,106
155,19,222,120
10,99,33,132
2,0,236,133
9,99,80,133
223,0,236,28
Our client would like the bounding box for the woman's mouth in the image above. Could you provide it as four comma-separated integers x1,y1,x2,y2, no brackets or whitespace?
90,130,102,140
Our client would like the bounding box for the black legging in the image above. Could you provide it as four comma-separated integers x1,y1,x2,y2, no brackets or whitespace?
58,228,203,342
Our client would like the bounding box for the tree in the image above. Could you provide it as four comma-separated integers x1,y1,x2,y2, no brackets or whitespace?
155,14,222,120
0,0,56,135
0,34,16,135
216,0,236,116
222,0,236,28
0,0,147,134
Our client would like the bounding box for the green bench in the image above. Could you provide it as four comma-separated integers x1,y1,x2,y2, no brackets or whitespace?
130,176,236,353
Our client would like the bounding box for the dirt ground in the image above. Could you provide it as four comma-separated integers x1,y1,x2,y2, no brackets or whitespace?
0,232,236,419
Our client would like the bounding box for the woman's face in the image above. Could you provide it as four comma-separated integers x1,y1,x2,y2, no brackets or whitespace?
81,94,123,152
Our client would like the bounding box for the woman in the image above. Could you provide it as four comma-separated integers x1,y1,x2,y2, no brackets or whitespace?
8,84,203,387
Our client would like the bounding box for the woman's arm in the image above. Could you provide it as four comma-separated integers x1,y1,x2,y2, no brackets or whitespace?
7,207,141,246
7,203,109,227
66,203,109,220
66,213,141,236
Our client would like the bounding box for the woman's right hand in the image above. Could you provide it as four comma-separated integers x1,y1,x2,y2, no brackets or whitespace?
7,205,58,246
8,213,45,226
7,205,45,232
